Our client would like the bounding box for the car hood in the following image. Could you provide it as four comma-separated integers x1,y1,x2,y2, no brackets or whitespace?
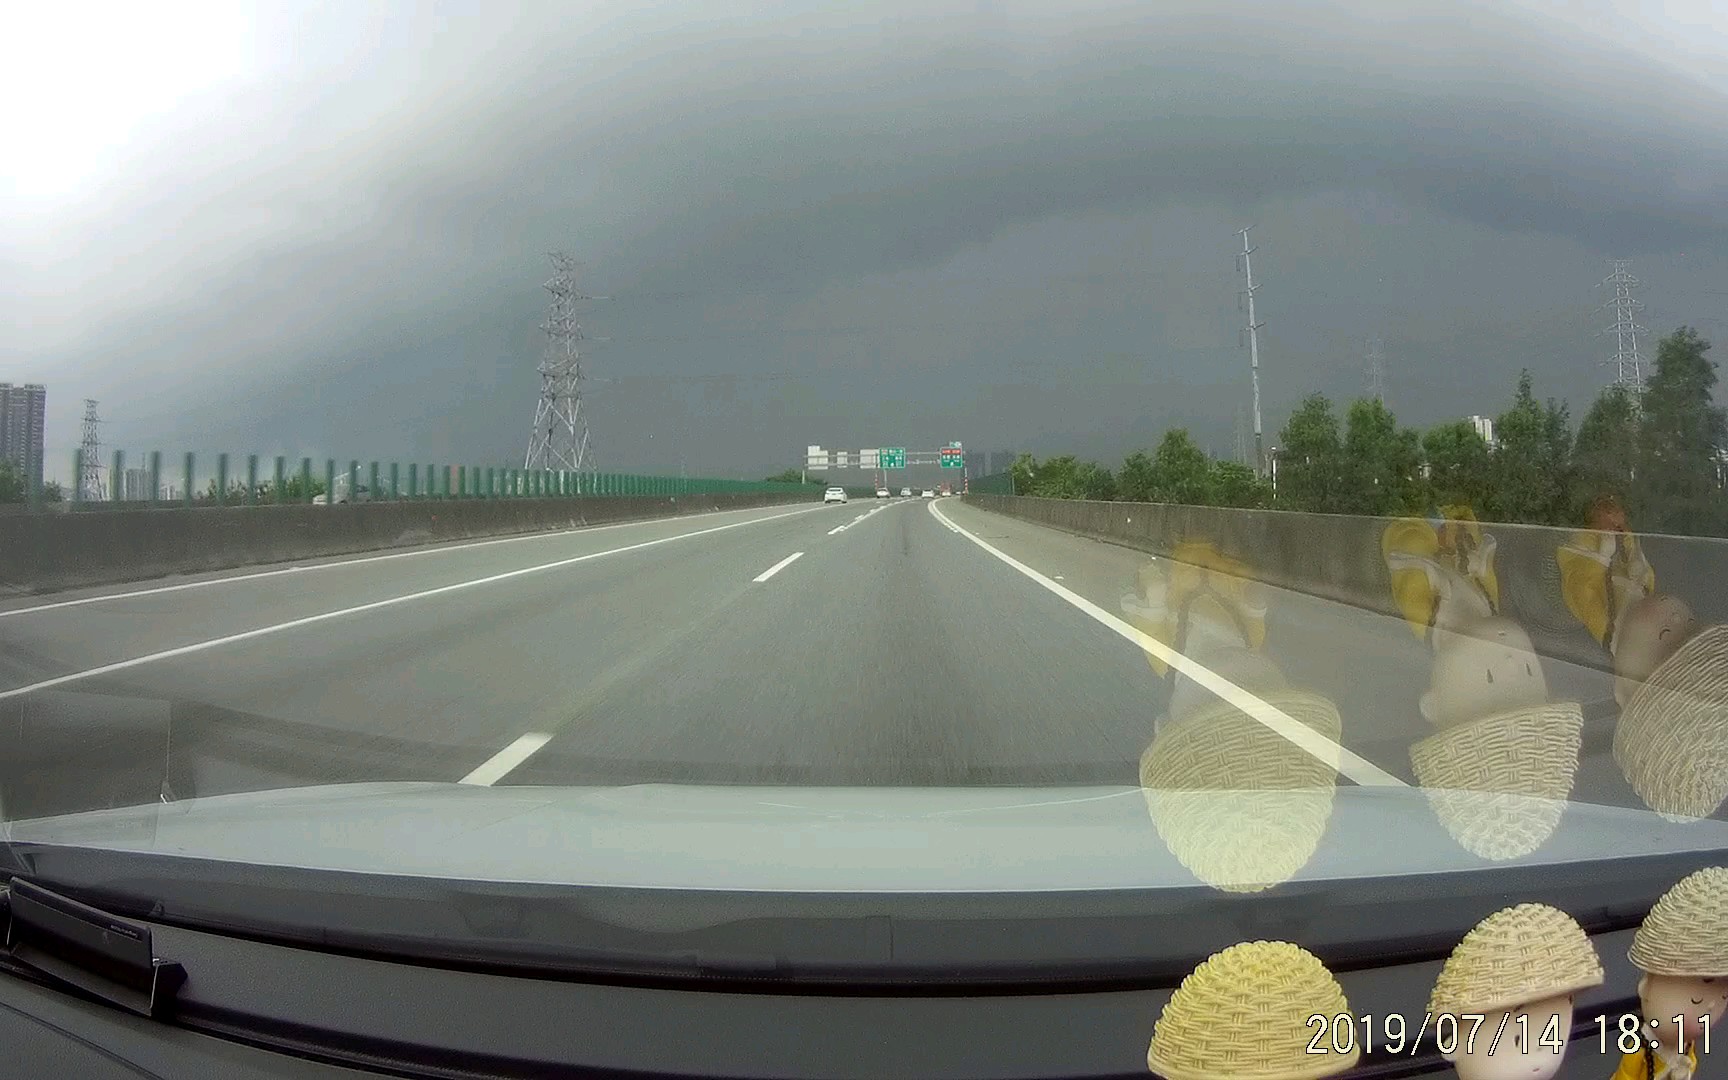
8,781,1726,892
9,783,1723,984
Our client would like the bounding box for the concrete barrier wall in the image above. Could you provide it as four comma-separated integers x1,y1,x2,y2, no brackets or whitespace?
964,493,1728,674
0,493,815,596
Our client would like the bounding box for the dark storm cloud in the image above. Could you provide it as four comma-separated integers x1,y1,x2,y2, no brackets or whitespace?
6,1,1727,477
561,0,1728,292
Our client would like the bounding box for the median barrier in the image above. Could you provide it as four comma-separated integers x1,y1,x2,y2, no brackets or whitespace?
962,493,1728,675
0,493,816,595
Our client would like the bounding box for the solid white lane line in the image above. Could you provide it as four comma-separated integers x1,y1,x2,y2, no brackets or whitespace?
0,502,818,620
827,525,847,535
928,500,1404,787
752,551,805,582
0,505,828,701
459,732,553,786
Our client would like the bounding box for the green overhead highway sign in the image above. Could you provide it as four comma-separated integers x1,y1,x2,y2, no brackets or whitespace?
939,447,964,468
880,447,905,469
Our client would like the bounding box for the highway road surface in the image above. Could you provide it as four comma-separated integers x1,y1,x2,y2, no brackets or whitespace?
1,497,1632,822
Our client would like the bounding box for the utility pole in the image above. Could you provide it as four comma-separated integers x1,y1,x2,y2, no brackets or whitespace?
524,253,597,484
1598,260,1648,394
1364,337,1387,405
79,399,104,501
1237,227,1266,476
1234,406,1248,466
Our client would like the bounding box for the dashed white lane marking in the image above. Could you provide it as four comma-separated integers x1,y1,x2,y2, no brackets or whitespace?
928,499,1404,787
824,500,899,535
0,503,824,620
752,551,805,582
0,505,827,702
459,732,553,786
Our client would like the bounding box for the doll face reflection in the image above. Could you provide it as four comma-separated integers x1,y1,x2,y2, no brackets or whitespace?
1587,498,1629,534
1421,618,1549,728
1641,974,1728,1051
1444,994,1574,1080
1615,594,1698,700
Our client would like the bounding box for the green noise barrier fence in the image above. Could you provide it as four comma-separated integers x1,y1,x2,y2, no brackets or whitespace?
51,450,826,509
967,471,1016,496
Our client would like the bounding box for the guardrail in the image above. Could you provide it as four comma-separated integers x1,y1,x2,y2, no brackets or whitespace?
962,492,1728,677
36,450,817,510
1,488,822,595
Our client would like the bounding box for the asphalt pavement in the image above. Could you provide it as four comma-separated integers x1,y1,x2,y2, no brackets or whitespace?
1,496,1634,820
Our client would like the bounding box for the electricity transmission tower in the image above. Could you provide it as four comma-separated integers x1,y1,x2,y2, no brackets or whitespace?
79,399,104,501
524,253,596,481
1236,227,1266,476
1364,337,1387,405
1598,260,1648,393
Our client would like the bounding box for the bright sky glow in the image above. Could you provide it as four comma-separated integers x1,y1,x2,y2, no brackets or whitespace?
2,1,256,203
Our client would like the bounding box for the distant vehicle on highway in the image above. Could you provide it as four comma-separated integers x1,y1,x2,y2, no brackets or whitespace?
824,486,849,504
899,487,912,497
921,489,935,499
875,488,890,498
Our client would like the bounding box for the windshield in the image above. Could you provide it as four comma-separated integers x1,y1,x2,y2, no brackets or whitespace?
4,2,1728,1075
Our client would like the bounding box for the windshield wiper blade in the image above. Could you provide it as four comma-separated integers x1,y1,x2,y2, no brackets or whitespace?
2,877,185,1019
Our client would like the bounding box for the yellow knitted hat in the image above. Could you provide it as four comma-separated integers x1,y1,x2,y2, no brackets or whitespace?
1148,941,1358,1080
1614,625,1728,822
1408,702,1584,861
1140,691,1340,893
1629,867,1728,977
1429,904,1603,1016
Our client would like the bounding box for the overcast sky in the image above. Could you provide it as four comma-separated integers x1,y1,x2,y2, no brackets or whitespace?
5,0,1728,483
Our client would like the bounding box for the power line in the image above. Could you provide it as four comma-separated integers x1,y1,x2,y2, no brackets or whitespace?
523,253,597,481
599,270,1183,305
1644,307,1728,332
587,372,805,386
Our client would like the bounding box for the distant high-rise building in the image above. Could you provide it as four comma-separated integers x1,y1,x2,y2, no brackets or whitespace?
0,382,46,490
1467,415,1497,449
122,466,154,501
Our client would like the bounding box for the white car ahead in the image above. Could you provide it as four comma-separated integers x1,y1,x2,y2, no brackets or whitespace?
900,487,912,497
921,489,936,499
824,487,849,504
